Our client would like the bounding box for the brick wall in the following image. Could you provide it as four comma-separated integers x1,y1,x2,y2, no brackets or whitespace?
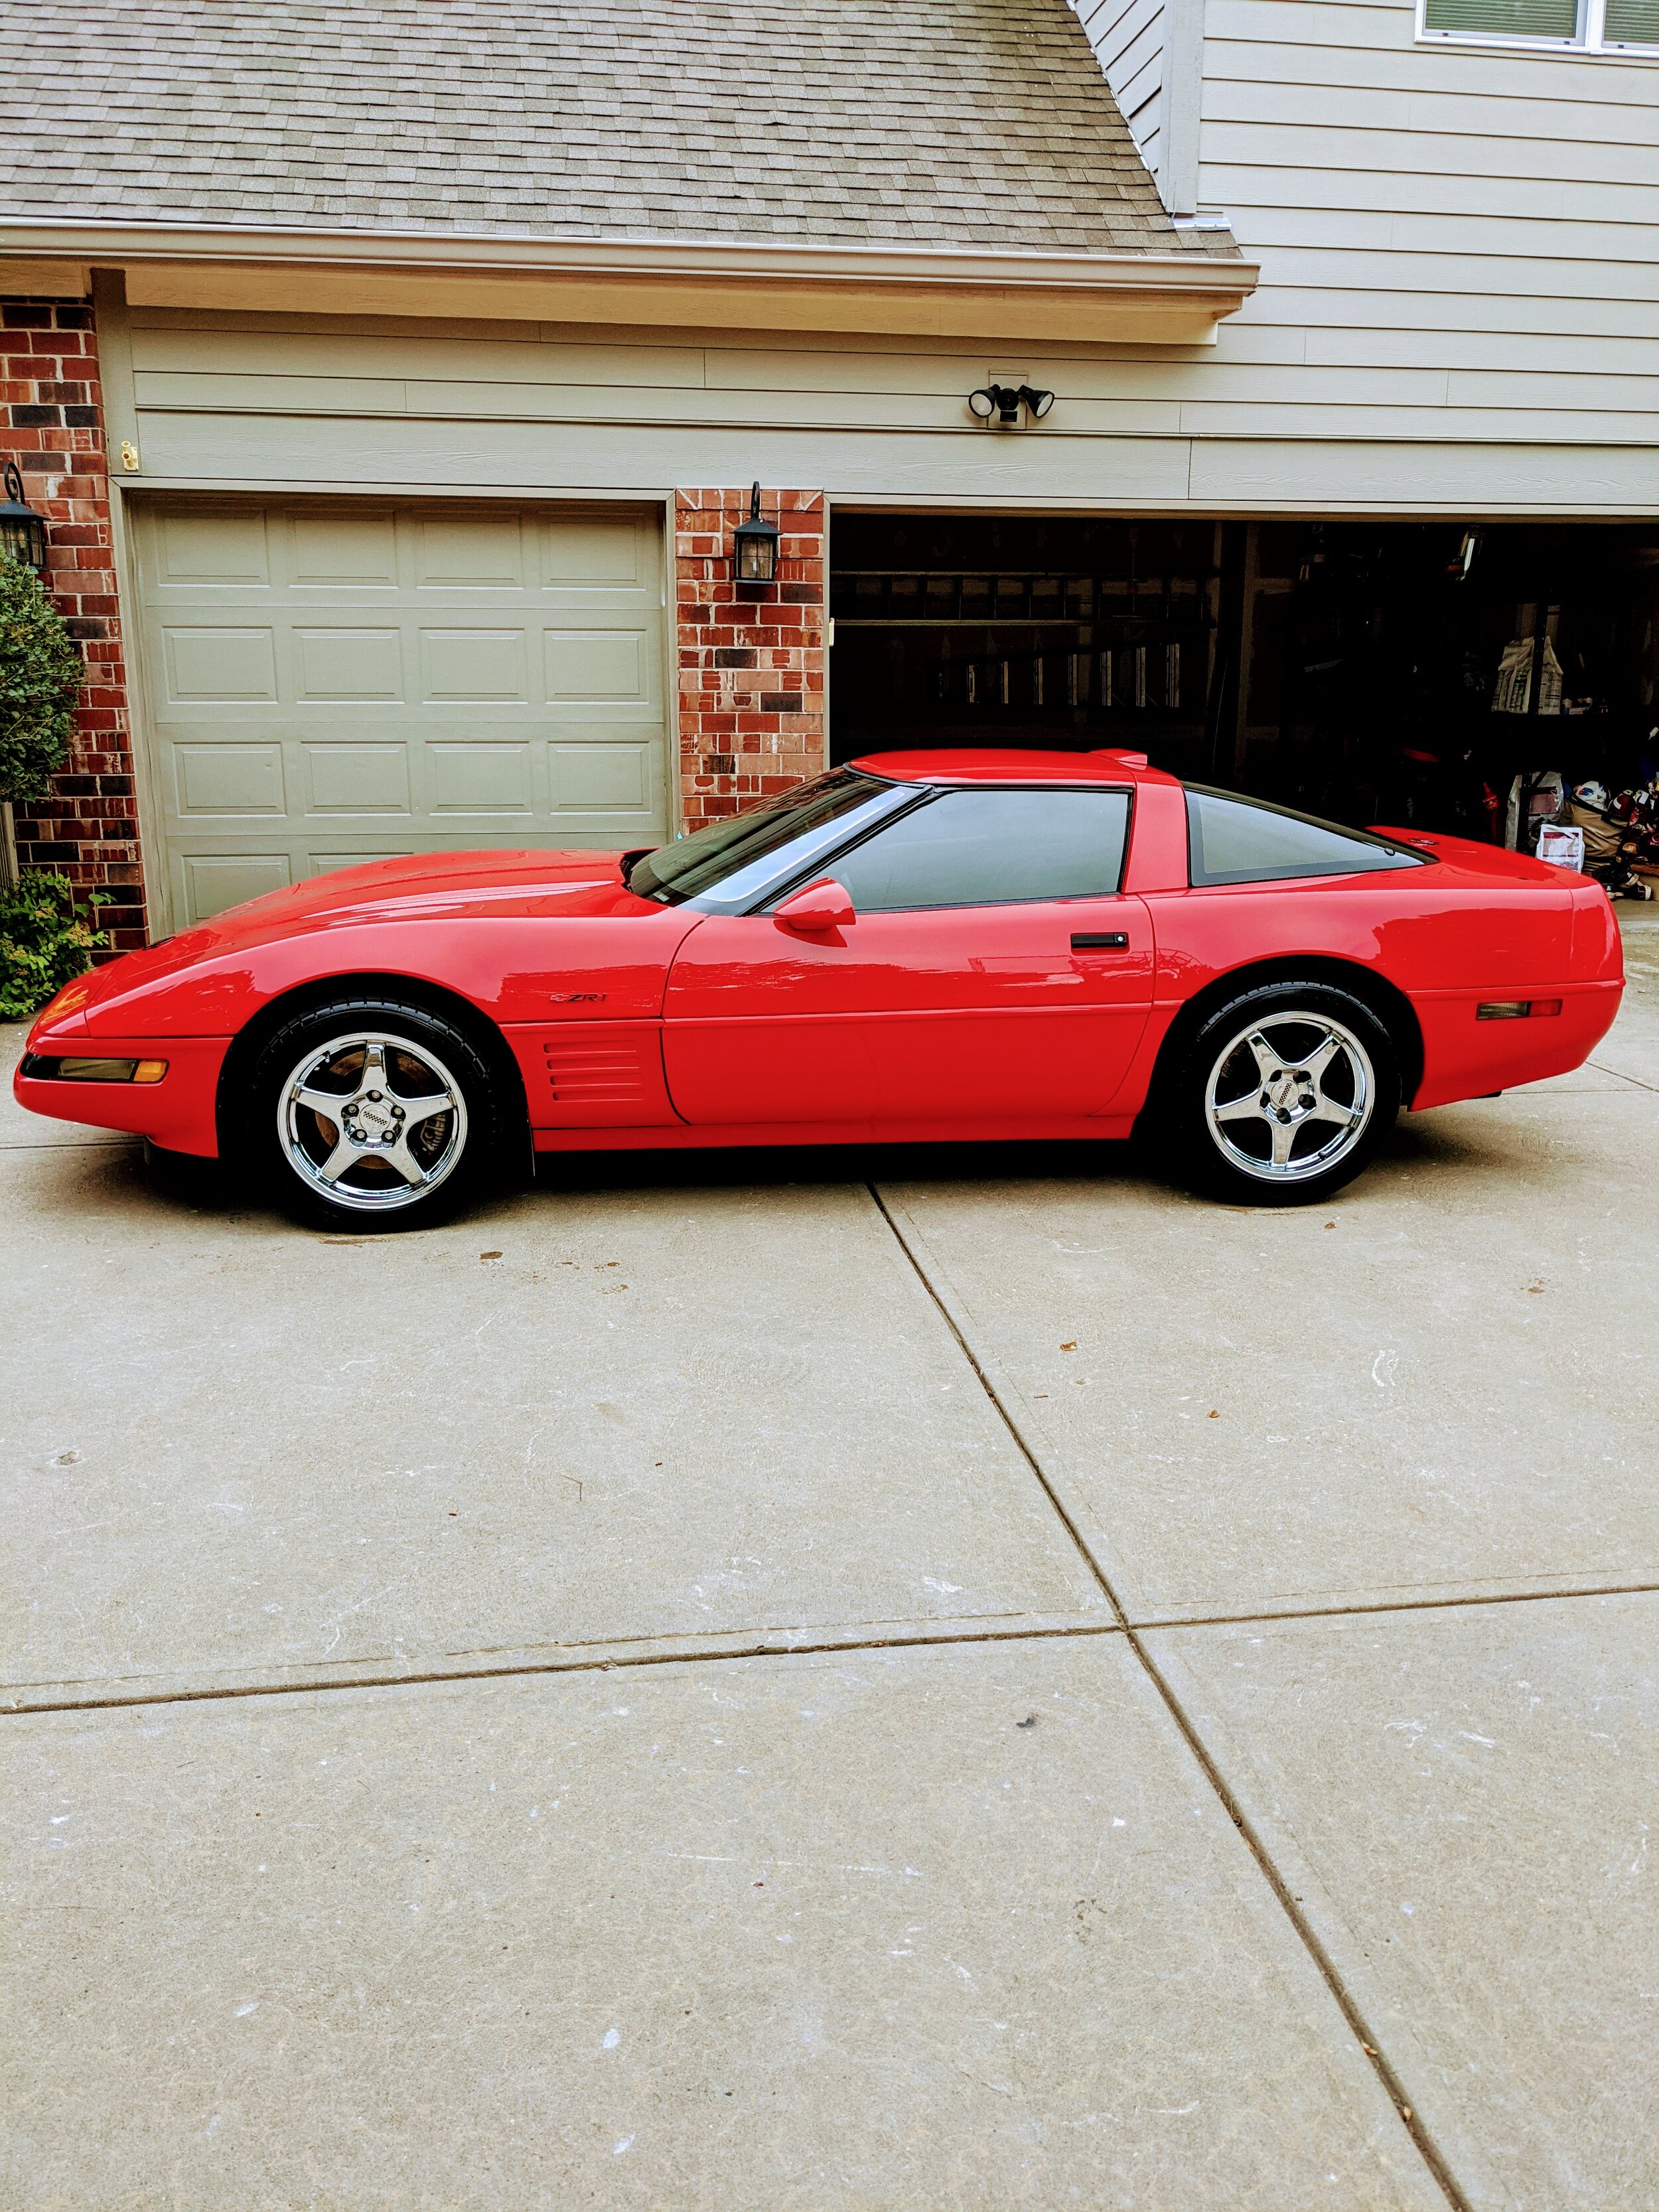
3,295,145,954
674,487,826,832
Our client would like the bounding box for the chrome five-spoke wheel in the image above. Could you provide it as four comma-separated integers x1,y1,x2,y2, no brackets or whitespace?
278,1029,469,1214
1204,1009,1376,1185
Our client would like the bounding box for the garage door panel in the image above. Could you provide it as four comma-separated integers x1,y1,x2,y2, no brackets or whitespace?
137,500,668,928
173,743,286,817
538,514,647,586
159,627,279,705
427,742,537,816
413,514,527,590
549,735,658,814
303,743,411,816
307,849,411,877
289,512,399,589
155,510,271,589
419,628,530,703
178,853,293,924
292,628,405,702
545,628,652,703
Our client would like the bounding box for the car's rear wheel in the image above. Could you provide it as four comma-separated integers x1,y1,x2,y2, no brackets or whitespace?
249,996,502,1230
1171,980,1400,1206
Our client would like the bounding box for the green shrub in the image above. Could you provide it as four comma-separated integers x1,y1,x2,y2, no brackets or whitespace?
0,550,83,806
0,870,110,1020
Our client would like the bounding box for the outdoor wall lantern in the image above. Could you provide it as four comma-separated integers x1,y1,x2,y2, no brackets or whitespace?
733,481,781,586
0,459,49,573
968,384,1056,426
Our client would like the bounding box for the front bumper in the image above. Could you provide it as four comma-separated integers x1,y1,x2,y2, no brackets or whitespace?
13,1034,231,1155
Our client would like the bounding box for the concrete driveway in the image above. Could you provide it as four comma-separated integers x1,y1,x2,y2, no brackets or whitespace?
4,913,1656,2211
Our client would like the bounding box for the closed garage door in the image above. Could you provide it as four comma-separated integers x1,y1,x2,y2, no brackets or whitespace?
133,499,669,926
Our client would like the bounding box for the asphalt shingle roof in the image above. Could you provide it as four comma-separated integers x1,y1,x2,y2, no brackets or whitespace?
0,0,1237,258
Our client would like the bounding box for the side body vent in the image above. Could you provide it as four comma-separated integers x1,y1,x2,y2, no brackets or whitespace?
506,1021,677,1130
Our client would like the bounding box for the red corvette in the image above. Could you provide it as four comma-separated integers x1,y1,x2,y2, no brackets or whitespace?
15,749,1623,1226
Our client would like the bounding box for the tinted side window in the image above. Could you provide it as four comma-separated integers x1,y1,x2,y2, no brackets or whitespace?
1185,786,1425,887
824,788,1131,913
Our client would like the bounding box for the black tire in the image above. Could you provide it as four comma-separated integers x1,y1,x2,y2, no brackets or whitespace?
247,995,507,1231
1161,978,1400,1207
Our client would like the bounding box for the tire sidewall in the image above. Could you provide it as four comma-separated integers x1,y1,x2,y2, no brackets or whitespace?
248,996,502,1230
1174,980,1400,1206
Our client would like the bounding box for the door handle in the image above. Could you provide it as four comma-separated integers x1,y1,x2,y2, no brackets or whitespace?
1071,931,1129,950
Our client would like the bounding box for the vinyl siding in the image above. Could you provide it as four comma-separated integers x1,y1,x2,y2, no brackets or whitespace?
1194,0,1659,445
1076,0,1170,180
121,304,1659,518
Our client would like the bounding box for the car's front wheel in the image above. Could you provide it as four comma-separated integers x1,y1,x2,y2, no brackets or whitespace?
249,996,503,1229
1171,980,1400,1206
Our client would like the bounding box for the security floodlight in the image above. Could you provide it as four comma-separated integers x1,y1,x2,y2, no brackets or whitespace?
968,384,1023,425
967,384,1054,426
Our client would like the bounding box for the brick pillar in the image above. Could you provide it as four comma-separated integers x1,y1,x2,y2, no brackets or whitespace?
3,294,145,954
674,487,826,833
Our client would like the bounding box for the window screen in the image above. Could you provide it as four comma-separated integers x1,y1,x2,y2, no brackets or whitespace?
1605,0,1659,40
1423,0,1578,33
1186,786,1425,888
823,787,1131,913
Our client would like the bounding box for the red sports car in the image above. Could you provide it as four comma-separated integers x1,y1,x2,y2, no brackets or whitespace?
15,749,1623,1226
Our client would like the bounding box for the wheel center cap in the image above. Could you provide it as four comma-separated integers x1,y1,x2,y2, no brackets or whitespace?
1265,1071,1314,1118
352,1095,397,1142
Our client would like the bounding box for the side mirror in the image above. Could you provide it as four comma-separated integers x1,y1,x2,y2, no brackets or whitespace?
773,877,855,934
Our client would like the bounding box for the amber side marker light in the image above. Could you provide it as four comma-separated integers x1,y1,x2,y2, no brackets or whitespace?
1477,1001,1562,1021
21,1055,169,1082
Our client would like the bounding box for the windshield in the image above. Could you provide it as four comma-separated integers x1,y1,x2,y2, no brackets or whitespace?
626,769,910,909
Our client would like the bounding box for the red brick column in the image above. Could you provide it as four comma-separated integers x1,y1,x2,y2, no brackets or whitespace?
674,488,826,833
3,293,145,953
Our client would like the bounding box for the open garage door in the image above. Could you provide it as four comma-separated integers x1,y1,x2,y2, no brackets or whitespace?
133,499,669,926
830,513,1659,853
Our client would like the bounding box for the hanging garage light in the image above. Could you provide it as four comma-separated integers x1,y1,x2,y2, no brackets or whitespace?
0,459,49,573
733,481,781,587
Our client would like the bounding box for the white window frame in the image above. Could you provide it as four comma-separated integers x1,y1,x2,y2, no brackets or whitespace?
1417,0,1659,54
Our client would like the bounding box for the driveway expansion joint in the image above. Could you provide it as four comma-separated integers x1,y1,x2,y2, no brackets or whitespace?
867,1177,1475,2212
9,1578,1653,1721
1587,1055,1658,1091
0,1615,1129,1718
1133,1576,1659,1632
0,1136,135,1151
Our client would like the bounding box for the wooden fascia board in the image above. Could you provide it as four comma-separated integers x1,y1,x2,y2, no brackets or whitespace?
0,258,90,297
0,222,1257,344
121,263,1248,344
